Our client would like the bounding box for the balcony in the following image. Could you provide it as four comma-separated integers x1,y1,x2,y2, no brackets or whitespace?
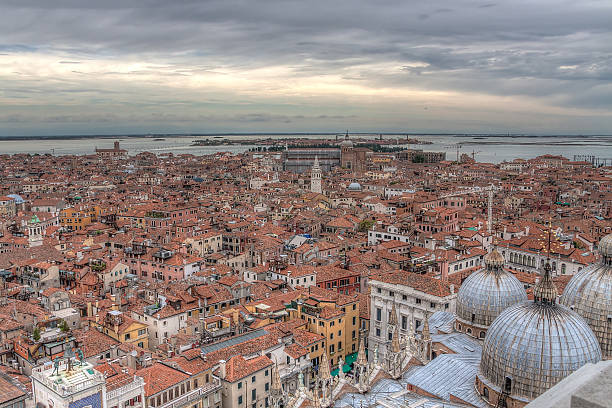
159,382,221,408
278,361,312,380
107,376,145,401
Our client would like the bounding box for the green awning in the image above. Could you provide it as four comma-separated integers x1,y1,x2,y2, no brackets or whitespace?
331,365,351,376
345,352,358,365
331,352,358,376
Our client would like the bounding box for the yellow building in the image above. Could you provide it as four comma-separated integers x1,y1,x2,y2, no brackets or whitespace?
59,206,105,231
91,308,149,349
291,286,360,370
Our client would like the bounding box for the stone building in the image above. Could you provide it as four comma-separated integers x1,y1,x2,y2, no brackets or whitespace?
368,270,457,362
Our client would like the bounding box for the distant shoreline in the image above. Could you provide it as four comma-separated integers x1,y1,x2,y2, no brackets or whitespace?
0,133,611,141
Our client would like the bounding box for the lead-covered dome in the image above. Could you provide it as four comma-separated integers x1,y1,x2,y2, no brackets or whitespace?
477,264,602,403
559,233,612,359
456,249,527,332
347,182,362,191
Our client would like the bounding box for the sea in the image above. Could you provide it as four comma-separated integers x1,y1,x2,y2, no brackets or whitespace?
0,134,611,164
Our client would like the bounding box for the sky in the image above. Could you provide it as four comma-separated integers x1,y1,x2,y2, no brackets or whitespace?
1,0,612,136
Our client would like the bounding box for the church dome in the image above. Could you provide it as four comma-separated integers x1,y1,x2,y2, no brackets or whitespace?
559,233,612,359
456,249,527,331
477,266,602,403
598,233,612,258
347,182,362,191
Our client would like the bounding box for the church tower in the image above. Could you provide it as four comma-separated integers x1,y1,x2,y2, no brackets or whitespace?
311,156,322,194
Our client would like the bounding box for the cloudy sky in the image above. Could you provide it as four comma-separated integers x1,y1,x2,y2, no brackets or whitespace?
1,0,612,136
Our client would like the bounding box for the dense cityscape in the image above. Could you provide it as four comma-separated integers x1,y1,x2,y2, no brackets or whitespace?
0,138,610,408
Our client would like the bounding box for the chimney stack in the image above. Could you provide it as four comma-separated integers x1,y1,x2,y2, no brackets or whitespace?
218,360,226,378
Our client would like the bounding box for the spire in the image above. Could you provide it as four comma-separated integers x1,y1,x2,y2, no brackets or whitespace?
270,362,282,395
534,220,558,305
422,315,431,342
391,325,401,353
388,302,399,326
356,335,367,366
313,383,321,408
313,155,320,170
319,351,332,380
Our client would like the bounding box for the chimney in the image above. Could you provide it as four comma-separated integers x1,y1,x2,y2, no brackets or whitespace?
218,360,226,379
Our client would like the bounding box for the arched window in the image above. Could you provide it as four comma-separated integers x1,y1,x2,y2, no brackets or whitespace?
458,323,462,331
483,387,489,401
505,377,512,393
479,331,485,339
467,328,472,335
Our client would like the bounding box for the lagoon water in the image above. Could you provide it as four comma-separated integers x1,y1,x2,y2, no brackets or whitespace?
0,134,611,164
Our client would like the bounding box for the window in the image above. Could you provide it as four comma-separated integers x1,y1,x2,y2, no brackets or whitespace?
251,389,256,401
388,332,392,340
352,304,356,310
377,288,381,293
483,387,489,401
389,291,394,297
376,308,382,321
504,377,512,393
401,316,407,330
238,396,243,405
252,376,256,383
265,382,269,391
415,298,421,304
430,302,435,309
402,295,407,301
479,331,486,339
238,382,242,389
376,328,381,337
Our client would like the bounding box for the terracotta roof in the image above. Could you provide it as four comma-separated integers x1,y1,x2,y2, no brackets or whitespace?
136,362,189,396
220,355,273,383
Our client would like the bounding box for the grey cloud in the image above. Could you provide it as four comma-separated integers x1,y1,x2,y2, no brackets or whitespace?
1,0,612,133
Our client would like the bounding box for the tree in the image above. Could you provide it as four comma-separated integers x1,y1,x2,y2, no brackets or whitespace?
59,319,70,332
33,327,41,341
359,219,375,232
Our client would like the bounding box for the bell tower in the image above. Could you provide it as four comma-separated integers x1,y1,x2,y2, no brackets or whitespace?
311,156,322,194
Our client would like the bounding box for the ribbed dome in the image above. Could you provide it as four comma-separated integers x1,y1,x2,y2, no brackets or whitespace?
598,233,612,259
456,250,527,328
559,234,612,359
478,301,602,402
